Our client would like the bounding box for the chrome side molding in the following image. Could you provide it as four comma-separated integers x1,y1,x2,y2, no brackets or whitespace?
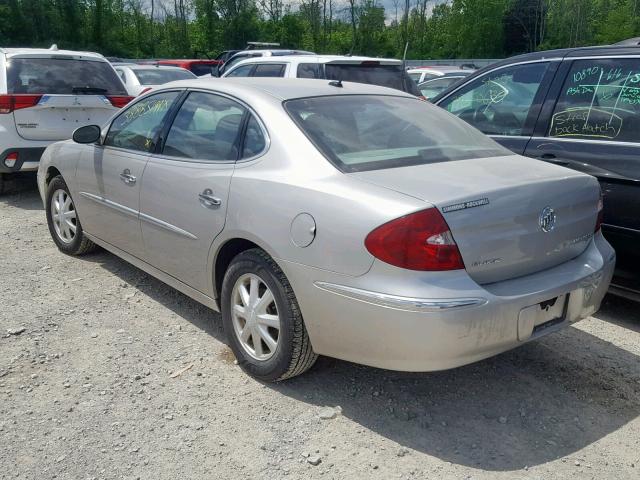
314,282,487,312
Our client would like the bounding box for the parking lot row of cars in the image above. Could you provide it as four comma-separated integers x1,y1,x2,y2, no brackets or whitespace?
0,40,636,381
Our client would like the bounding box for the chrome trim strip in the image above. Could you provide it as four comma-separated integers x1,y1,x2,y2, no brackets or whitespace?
529,136,640,148
79,191,138,218
314,282,487,312
139,212,198,240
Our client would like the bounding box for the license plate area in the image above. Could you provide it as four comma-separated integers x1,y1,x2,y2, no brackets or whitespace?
517,294,569,340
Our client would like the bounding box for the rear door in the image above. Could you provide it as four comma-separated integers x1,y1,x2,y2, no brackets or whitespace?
139,90,267,293
436,61,557,154
74,91,182,259
524,56,640,262
6,55,129,141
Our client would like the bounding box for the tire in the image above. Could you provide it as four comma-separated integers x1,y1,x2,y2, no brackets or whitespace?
0,174,6,196
221,248,318,381
45,175,97,255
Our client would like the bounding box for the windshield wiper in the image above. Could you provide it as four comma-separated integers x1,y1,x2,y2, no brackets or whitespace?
71,86,109,94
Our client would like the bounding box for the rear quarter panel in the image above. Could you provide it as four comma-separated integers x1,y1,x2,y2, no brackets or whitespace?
211,98,426,279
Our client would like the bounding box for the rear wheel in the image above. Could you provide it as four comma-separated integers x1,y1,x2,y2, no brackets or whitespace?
45,175,97,255
221,248,317,381
0,174,6,195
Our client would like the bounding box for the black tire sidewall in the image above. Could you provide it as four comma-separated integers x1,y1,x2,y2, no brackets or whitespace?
221,251,298,382
45,176,85,254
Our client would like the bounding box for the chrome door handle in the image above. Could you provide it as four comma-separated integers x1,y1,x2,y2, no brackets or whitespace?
199,189,222,208
119,169,136,185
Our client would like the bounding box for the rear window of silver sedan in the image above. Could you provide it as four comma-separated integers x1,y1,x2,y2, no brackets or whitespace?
285,95,510,172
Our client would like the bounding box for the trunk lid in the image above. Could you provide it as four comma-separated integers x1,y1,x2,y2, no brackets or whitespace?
352,155,600,284
13,95,117,141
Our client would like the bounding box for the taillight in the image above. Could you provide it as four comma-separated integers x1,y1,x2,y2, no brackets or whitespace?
595,192,604,233
0,94,42,114
106,96,134,108
4,152,18,168
365,208,465,271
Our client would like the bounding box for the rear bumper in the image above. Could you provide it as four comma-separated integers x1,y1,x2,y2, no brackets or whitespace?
280,233,615,372
0,147,46,173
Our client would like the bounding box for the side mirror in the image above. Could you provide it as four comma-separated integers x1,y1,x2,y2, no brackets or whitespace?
213,64,221,77
73,125,101,144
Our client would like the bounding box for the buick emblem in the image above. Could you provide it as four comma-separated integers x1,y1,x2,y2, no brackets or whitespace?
539,206,556,233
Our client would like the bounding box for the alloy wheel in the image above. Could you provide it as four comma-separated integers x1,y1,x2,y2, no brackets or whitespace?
231,273,281,361
50,189,77,244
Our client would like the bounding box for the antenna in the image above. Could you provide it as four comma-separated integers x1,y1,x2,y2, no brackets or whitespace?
329,80,343,88
402,42,409,70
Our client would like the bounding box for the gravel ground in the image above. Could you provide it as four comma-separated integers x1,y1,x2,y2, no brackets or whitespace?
2,176,640,480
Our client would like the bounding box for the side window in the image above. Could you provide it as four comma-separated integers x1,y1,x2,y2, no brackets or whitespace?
162,92,245,161
253,64,286,78
104,91,179,152
226,64,254,78
297,63,322,79
440,62,549,136
116,69,127,83
242,116,266,158
549,59,640,143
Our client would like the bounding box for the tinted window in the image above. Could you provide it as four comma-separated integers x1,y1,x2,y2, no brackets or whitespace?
297,63,322,79
242,116,266,158
285,95,509,172
6,57,127,95
226,64,254,77
549,59,640,143
163,92,245,161
190,64,214,76
419,76,464,99
133,68,195,85
253,64,286,77
324,63,413,93
105,91,179,152
440,62,548,136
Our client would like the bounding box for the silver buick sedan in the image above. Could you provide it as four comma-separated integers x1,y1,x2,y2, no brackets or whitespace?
38,78,615,381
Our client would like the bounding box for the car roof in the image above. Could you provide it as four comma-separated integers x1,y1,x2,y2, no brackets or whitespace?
158,59,219,64
229,54,402,68
0,47,106,60
408,66,467,73
156,77,414,101
117,64,191,72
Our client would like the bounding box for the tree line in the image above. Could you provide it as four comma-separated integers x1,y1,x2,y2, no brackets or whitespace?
0,0,639,60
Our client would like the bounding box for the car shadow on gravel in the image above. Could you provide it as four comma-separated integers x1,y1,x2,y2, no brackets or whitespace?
0,176,43,211
83,250,640,472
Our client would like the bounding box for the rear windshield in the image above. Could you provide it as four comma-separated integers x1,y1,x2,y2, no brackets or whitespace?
324,64,419,95
6,57,127,95
133,68,195,85
285,95,510,172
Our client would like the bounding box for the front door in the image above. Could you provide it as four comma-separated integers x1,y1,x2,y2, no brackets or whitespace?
139,91,267,294
74,91,182,259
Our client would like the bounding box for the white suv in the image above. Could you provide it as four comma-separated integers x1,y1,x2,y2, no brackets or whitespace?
0,46,131,193
221,55,420,96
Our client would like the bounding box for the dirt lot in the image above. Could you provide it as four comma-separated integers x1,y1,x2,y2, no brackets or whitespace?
2,176,639,480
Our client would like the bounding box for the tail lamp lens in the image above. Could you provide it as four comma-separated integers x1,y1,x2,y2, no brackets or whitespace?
106,96,134,108
365,208,465,271
4,152,18,168
0,94,43,113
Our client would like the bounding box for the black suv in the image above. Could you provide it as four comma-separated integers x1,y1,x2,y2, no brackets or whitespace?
433,44,640,269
